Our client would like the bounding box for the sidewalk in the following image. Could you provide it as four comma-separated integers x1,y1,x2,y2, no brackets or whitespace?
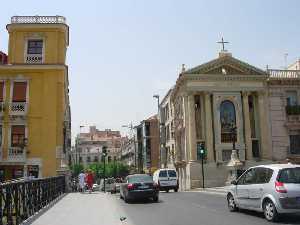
187,186,229,196
26,192,133,225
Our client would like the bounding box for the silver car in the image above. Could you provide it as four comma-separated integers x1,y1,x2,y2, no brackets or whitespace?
227,164,300,222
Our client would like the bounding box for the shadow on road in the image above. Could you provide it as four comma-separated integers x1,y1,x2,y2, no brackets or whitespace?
238,209,300,224
125,199,164,205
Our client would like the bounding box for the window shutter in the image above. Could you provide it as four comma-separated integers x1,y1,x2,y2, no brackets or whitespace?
12,125,25,135
13,82,27,102
0,82,4,102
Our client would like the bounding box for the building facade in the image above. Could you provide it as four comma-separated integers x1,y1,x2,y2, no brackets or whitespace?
120,137,136,167
135,115,159,174
160,88,176,169
73,126,123,167
169,51,300,190
0,16,71,181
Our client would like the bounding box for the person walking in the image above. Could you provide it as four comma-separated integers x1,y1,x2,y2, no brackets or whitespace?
86,169,94,193
78,171,86,193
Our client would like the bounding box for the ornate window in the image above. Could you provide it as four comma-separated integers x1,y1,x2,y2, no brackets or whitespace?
220,100,236,143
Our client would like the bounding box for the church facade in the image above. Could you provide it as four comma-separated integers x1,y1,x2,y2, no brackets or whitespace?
169,51,300,189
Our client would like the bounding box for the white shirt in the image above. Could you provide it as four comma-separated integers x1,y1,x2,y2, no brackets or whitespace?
78,173,85,186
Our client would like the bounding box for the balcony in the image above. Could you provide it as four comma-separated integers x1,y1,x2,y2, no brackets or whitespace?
286,105,300,115
11,15,66,24
9,102,28,116
268,69,300,79
26,54,43,64
7,147,26,162
285,106,300,129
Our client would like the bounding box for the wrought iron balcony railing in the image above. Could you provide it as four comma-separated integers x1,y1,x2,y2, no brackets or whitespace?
11,15,66,24
286,105,300,115
8,147,26,162
9,102,28,116
26,53,43,64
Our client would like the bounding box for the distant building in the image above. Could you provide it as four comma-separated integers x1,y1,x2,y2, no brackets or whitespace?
73,126,123,167
120,137,136,167
160,88,175,169
0,16,71,180
135,115,159,174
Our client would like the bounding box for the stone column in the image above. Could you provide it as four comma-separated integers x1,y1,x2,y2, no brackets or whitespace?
242,91,252,160
183,95,189,161
188,94,197,161
258,91,272,160
204,92,214,162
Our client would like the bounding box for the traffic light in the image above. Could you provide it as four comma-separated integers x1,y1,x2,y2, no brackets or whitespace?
197,143,206,160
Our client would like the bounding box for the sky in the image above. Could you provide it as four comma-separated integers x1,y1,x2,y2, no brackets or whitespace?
0,0,299,141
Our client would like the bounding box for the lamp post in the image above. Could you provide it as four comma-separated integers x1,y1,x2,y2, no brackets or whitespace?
153,94,161,168
102,146,107,192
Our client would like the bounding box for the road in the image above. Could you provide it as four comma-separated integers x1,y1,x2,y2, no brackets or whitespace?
30,191,300,225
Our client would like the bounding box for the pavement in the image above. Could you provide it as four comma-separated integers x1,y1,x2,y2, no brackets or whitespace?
188,186,229,196
28,191,300,225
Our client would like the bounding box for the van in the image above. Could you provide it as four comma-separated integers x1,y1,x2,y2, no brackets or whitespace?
153,169,179,192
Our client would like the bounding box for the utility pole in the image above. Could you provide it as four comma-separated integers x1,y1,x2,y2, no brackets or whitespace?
102,146,107,192
197,143,205,189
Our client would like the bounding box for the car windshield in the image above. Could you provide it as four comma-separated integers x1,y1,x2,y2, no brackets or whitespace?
128,175,153,183
159,170,168,177
168,170,177,177
278,167,300,184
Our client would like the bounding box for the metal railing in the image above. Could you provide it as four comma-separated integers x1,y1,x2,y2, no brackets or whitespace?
268,69,300,79
7,147,26,162
9,102,27,115
286,105,300,115
0,176,65,225
11,16,66,24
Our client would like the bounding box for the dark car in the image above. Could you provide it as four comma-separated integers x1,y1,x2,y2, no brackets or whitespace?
120,174,159,203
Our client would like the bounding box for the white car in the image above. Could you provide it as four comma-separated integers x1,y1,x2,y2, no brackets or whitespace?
227,164,300,222
153,169,179,192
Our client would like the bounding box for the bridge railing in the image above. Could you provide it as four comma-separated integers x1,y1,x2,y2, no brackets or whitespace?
0,176,66,225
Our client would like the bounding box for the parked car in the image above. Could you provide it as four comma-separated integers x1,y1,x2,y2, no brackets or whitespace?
100,178,115,192
227,164,300,222
120,174,159,203
111,182,122,194
153,169,179,192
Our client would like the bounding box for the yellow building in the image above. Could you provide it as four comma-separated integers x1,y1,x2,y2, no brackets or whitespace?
0,16,71,181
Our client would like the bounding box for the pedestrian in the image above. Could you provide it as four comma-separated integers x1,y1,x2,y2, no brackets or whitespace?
78,170,86,193
86,169,94,193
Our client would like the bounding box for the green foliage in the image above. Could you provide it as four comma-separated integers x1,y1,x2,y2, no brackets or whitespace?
87,162,129,179
70,164,84,177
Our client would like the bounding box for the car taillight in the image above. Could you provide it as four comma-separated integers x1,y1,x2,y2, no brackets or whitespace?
127,183,134,190
275,181,287,193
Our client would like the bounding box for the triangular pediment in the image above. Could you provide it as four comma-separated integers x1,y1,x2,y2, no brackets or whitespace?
183,54,267,75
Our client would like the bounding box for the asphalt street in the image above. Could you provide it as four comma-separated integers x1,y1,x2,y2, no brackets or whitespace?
29,191,300,225
116,191,300,225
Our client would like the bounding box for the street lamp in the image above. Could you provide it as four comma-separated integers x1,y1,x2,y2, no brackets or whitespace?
153,94,161,168
102,146,108,192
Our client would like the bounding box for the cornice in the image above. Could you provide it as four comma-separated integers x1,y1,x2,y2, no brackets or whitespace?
0,64,67,70
183,74,269,82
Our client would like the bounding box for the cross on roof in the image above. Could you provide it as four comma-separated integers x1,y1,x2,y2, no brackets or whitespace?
217,37,229,51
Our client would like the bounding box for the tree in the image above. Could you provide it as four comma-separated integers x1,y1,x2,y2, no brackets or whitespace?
70,164,84,177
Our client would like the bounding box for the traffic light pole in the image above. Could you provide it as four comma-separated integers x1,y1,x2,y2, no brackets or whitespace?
201,153,204,189
102,146,107,193
103,158,106,192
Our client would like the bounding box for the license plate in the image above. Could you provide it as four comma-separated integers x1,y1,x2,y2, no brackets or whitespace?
139,185,149,189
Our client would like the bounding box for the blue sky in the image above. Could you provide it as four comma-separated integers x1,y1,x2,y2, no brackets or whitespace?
0,0,299,139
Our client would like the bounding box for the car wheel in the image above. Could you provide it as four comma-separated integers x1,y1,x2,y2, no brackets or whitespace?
174,188,178,192
153,196,159,202
263,200,279,222
227,194,238,212
119,194,123,199
166,189,169,193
